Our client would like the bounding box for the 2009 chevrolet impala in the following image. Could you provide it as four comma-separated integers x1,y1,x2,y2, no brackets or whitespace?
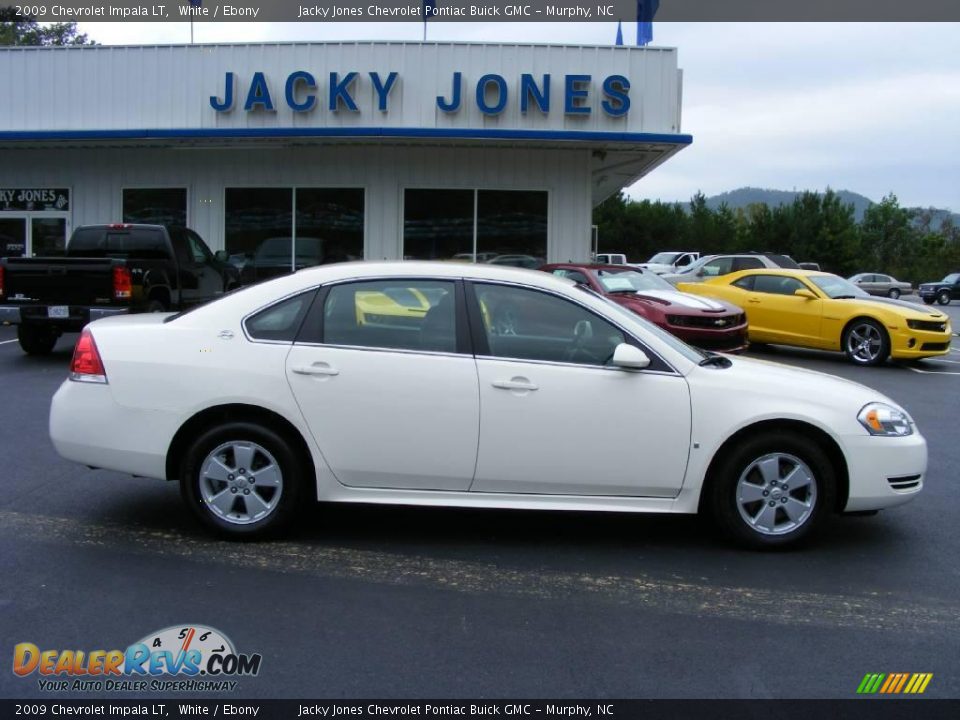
50,262,926,548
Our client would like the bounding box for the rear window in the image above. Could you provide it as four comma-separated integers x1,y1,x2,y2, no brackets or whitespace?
68,227,169,259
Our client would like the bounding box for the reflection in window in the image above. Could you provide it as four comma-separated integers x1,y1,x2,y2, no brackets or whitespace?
296,189,364,264
122,188,187,227
403,189,548,266
403,190,473,261
226,188,364,285
477,190,547,268
324,280,457,353
472,283,624,365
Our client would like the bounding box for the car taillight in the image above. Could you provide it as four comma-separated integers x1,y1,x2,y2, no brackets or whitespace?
113,266,132,300
70,328,108,384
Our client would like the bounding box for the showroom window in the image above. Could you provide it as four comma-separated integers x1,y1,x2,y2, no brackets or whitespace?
469,283,624,365
122,188,187,227
225,188,364,284
403,189,547,267
322,280,458,354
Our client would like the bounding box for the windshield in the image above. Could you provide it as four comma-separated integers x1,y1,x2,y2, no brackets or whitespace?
808,274,870,299
942,273,960,284
596,269,674,293
647,252,680,265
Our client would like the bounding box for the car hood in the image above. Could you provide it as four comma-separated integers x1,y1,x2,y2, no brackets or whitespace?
625,289,735,312
841,296,948,320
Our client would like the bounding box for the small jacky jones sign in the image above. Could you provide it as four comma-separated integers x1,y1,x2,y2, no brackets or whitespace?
0,188,71,212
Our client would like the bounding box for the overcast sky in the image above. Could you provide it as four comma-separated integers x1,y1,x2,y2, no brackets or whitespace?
76,22,960,211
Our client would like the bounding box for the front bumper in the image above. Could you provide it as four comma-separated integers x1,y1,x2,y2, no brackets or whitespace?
666,322,750,353
0,304,128,327
841,432,927,512
889,325,951,359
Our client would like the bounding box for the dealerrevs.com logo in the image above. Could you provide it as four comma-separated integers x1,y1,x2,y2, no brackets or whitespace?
13,625,262,693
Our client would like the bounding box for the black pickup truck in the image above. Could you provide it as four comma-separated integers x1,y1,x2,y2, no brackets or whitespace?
0,224,239,355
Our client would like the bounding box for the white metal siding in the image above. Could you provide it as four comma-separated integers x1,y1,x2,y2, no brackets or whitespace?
0,42,681,135
0,145,593,262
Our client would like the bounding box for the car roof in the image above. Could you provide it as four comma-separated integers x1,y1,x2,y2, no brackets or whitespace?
546,263,644,272
716,268,832,282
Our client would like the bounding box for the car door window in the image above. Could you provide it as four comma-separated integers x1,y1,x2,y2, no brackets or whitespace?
552,269,590,285
470,283,625,366
245,290,316,342
186,232,212,265
752,275,807,296
320,280,459,354
733,257,765,272
700,257,733,276
732,276,755,291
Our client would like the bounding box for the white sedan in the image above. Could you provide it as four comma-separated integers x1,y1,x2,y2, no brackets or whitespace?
50,262,926,548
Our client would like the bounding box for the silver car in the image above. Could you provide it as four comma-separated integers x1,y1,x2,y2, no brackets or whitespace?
848,273,913,299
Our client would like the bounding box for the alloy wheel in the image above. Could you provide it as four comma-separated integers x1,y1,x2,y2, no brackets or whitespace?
735,453,818,536
198,441,283,525
846,323,883,363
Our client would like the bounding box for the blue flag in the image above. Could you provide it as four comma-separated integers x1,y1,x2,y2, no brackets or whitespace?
615,21,624,46
637,0,658,46
188,0,201,6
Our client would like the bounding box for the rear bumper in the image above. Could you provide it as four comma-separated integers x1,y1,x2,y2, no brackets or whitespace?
841,432,927,512
0,304,128,327
50,379,178,480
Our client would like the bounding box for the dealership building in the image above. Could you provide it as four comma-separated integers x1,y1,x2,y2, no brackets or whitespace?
0,41,689,268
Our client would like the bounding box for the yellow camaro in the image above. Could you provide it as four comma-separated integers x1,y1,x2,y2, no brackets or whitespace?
679,269,952,366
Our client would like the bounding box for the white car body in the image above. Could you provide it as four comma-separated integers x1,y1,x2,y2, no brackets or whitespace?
50,262,924,541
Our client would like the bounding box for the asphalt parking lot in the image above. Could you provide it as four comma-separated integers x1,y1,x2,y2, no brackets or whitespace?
1,302,959,700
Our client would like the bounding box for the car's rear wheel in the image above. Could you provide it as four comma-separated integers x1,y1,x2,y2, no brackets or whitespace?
938,290,951,305
887,288,901,299
842,319,889,366
17,324,58,355
180,422,303,538
707,432,835,549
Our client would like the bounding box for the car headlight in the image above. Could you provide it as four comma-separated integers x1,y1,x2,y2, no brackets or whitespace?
858,402,914,437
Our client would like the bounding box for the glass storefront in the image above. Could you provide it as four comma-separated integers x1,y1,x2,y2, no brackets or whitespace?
0,218,26,258
122,188,188,227
403,189,547,267
224,188,364,284
0,188,70,257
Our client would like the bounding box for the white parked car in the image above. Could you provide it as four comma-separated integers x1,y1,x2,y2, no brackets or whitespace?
51,262,926,548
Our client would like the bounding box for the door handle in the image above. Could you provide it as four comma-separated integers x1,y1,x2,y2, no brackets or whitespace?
292,363,340,377
492,378,538,391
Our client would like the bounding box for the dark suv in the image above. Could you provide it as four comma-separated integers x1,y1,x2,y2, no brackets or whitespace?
919,273,960,305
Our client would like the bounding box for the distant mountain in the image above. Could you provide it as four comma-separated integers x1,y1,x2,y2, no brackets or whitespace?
702,187,959,229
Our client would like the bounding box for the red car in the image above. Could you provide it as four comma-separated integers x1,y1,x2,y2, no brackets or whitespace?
541,263,748,352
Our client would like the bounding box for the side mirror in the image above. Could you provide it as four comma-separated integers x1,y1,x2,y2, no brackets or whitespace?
214,250,228,262
794,288,817,300
696,269,706,277
611,343,651,370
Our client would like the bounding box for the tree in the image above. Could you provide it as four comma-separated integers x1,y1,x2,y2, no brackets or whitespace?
0,10,95,46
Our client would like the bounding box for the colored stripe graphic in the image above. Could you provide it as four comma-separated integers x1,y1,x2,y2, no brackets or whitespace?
857,673,932,694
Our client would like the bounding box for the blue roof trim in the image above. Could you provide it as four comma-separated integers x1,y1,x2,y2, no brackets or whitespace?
0,127,693,145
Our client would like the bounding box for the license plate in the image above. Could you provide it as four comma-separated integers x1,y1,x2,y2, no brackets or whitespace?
47,306,69,319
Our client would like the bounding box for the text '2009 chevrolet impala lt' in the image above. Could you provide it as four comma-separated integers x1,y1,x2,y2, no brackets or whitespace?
50,262,925,549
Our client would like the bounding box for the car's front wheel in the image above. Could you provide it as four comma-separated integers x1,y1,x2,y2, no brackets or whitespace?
938,290,951,305
922,297,935,305
180,422,304,538
842,319,890,366
707,432,835,549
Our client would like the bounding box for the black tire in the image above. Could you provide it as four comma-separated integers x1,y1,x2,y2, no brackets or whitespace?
146,298,168,313
922,297,935,305
17,324,58,356
180,422,305,539
887,288,900,299
842,318,890,366
707,431,835,550
938,290,951,305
